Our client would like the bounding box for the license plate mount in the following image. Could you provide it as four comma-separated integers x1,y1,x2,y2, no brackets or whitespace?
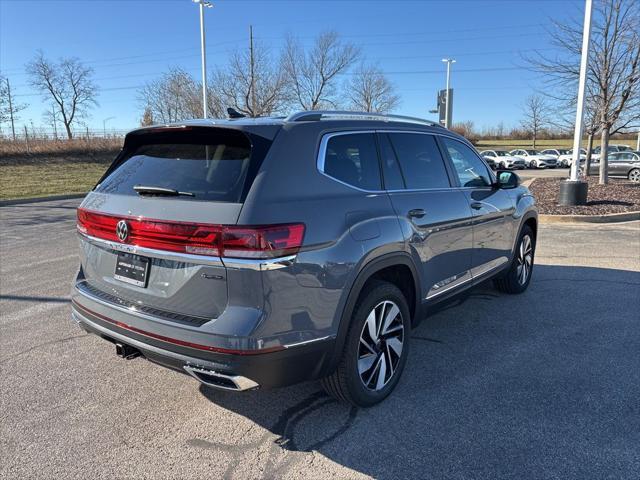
114,253,150,288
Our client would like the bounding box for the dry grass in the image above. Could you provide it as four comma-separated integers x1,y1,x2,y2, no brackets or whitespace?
0,138,120,200
0,163,109,200
0,137,122,165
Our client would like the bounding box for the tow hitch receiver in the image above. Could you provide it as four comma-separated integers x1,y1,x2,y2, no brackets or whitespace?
115,342,141,360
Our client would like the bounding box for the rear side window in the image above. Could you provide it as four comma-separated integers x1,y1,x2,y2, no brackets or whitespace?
322,133,381,190
441,137,492,188
387,133,450,189
96,129,259,203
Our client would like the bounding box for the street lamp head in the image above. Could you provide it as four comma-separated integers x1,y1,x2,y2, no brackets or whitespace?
442,58,456,64
192,0,213,7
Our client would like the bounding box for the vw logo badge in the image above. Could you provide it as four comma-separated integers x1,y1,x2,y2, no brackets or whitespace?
116,220,129,242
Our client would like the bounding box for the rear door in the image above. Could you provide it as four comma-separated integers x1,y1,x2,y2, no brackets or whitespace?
609,153,632,176
77,126,269,322
439,136,515,278
379,131,474,301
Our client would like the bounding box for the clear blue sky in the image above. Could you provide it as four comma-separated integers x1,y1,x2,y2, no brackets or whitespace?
0,0,584,133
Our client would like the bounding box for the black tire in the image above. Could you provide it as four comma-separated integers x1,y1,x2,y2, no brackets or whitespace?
628,168,640,183
321,280,411,407
494,225,536,294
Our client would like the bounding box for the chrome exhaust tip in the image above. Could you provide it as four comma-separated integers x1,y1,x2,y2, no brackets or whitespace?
183,365,259,391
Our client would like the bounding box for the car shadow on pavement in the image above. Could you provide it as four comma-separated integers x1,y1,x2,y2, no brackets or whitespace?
196,264,640,480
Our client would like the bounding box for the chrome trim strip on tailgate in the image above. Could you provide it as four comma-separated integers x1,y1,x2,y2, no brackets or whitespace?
79,232,225,267
78,232,296,270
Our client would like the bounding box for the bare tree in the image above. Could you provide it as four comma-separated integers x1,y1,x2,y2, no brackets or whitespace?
0,75,28,140
214,27,288,117
42,103,61,139
451,121,478,143
140,106,155,127
527,0,640,184
520,95,548,149
138,68,219,123
26,52,98,139
283,31,360,110
347,63,400,113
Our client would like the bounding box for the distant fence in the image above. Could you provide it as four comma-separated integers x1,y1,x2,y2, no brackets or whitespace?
0,134,124,159
0,128,128,142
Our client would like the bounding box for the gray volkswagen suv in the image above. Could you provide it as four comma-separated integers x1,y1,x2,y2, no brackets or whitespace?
71,111,537,407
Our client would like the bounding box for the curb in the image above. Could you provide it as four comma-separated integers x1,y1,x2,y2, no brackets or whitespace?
0,193,87,207
539,210,640,224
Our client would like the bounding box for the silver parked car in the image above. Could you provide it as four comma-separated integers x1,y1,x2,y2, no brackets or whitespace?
71,111,538,407
583,151,640,182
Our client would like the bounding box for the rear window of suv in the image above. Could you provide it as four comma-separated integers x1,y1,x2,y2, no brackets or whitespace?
95,128,264,203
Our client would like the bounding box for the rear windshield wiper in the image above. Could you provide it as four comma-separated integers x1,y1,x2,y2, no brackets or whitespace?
133,185,195,197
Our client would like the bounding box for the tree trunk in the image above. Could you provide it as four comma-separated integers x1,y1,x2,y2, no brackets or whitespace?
583,133,594,176
64,122,73,140
532,131,536,150
598,127,610,185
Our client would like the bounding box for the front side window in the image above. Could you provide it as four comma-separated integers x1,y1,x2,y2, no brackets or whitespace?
386,133,450,189
441,137,492,188
323,133,381,190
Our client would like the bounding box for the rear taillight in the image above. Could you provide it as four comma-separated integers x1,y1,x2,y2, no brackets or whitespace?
77,208,305,259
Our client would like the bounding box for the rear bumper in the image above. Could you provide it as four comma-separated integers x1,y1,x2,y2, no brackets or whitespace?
71,302,335,390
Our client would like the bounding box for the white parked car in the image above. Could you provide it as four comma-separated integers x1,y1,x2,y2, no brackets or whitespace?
540,149,570,167
479,150,526,169
541,148,587,167
509,149,558,169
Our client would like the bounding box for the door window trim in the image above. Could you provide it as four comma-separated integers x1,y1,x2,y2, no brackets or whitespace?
316,129,488,193
436,135,497,189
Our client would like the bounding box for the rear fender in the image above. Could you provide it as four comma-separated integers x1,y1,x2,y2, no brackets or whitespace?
321,252,422,376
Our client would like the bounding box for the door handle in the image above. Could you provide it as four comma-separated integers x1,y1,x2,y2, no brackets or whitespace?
470,202,483,210
408,208,426,219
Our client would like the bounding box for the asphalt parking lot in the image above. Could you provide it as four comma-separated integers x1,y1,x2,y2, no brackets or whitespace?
1,199,639,480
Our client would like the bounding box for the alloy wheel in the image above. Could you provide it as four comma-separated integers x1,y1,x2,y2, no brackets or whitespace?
358,300,404,391
629,169,640,183
516,234,533,285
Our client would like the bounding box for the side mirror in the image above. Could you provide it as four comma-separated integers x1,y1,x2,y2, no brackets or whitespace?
496,170,519,189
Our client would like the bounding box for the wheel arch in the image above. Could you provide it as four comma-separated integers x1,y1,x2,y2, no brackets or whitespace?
510,211,538,258
323,252,422,375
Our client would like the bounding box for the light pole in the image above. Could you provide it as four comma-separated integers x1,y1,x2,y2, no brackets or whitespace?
441,58,456,129
193,0,213,119
569,0,593,182
559,0,593,206
103,116,115,137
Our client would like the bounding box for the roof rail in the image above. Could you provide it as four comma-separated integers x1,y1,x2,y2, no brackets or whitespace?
285,110,441,127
